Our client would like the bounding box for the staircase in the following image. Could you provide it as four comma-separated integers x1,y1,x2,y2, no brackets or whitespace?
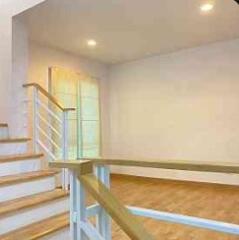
0,83,155,239
0,123,70,239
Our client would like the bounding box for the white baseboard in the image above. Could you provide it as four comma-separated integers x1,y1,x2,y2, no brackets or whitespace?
111,166,239,186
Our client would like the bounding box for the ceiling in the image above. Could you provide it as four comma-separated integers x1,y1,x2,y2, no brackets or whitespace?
19,0,239,64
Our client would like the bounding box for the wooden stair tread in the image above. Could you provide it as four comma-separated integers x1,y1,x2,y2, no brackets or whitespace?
0,212,69,240
0,138,30,143
0,123,8,128
0,170,58,187
0,153,44,163
0,189,69,217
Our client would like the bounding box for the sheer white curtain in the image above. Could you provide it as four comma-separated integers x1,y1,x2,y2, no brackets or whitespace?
49,67,100,159
79,75,100,158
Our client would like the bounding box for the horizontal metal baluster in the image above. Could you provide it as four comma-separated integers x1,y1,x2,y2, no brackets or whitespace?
37,139,57,161
37,112,62,138
37,125,61,150
36,99,62,124
80,221,104,240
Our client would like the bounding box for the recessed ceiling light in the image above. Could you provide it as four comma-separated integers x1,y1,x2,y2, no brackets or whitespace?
200,3,214,12
87,39,97,47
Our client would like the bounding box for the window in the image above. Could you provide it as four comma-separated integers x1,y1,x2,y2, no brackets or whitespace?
49,67,101,159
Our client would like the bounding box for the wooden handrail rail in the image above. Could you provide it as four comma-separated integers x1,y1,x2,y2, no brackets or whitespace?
23,83,76,112
81,158,239,174
50,161,239,238
49,161,155,240
50,160,93,173
80,173,154,240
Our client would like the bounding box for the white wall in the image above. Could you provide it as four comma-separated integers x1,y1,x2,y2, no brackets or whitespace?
11,18,29,137
0,0,46,133
109,39,239,184
28,42,110,155
0,0,46,16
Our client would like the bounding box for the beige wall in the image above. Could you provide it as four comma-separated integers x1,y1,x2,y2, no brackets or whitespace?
0,0,46,128
109,39,239,184
11,18,29,137
28,42,110,155
2,1,239,184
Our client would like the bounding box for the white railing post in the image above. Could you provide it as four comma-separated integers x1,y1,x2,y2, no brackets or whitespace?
70,171,88,240
96,165,112,240
24,84,76,165
62,111,69,189
33,87,39,153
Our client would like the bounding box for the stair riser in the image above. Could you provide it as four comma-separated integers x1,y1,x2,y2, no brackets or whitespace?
0,127,9,140
0,142,27,155
0,198,69,235
41,228,70,240
0,159,42,177
0,177,55,202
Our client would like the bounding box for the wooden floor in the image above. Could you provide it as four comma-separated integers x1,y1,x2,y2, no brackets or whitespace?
102,174,239,240
2,174,239,239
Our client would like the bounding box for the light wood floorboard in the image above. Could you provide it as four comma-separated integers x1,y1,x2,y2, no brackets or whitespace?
109,174,239,240
0,153,43,163
0,213,69,240
0,189,68,216
2,175,239,239
0,170,57,187
0,138,30,143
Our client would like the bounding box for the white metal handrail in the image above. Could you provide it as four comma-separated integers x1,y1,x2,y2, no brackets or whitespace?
23,83,75,189
37,112,61,137
36,99,63,123
37,139,57,161
37,125,61,151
